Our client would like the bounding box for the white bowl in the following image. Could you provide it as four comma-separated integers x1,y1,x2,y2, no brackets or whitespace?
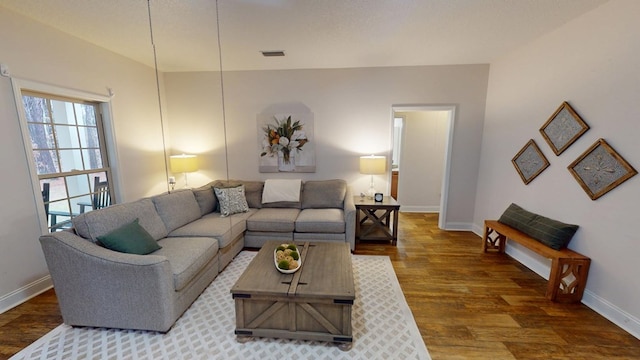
274,247,302,274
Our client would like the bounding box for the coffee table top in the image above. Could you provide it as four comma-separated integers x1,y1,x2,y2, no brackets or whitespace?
231,241,355,301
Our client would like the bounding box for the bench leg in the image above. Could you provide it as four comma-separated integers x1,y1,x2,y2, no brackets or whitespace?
483,225,506,253
546,258,591,303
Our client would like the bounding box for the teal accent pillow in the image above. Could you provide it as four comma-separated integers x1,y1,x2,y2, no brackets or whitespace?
498,203,578,250
97,219,162,255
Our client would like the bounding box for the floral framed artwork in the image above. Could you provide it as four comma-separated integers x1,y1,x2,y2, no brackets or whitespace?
567,138,637,200
540,101,589,156
257,113,315,173
512,139,550,185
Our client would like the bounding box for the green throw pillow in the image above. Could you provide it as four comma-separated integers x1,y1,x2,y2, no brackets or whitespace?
97,219,162,255
498,203,578,250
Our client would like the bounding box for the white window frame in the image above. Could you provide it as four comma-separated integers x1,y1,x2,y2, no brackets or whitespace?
12,79,121,233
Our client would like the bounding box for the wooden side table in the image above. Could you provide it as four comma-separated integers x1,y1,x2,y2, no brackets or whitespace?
354,196,400,245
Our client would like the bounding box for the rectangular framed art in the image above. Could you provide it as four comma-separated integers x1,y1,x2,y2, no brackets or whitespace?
540,101,589,156
512,139,550,185
568,138,637,200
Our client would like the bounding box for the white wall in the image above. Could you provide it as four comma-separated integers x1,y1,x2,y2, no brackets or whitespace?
163,71,226,188
164,65,489,228
475,0,640,337
0,8,168,311
395,110,448,212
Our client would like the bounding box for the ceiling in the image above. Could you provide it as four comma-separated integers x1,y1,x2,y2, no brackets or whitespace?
0,0,608,72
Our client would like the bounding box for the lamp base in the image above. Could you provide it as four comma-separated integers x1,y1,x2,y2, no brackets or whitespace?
367,174,376,199
367,186,376,199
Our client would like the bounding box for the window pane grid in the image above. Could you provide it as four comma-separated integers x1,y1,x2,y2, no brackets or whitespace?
23,91,113,232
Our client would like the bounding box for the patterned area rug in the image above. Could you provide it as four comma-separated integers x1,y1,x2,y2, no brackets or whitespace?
11,251,430,360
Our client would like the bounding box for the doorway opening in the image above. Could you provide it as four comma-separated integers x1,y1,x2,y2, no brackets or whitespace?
391,105,455,229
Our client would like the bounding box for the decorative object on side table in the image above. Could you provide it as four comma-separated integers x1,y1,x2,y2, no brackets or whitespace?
512,139,550,185
540,101,589,156
374,193,383,202
567,138,637,200
258,114,315,173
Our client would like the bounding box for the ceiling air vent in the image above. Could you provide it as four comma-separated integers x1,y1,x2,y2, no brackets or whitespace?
261,50,285,57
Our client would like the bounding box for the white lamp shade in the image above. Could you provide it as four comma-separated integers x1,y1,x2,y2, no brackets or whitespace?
359,155,386,174
170,154,198,173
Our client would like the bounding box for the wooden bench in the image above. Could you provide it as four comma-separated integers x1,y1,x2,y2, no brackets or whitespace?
483,220,590,303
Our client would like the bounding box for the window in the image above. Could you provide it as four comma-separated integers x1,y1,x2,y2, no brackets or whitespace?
21,91,114,231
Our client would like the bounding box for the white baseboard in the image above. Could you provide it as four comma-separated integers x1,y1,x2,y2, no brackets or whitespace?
0,275,53,314
442,222,474,231
471,223,484,235
582,289,640,339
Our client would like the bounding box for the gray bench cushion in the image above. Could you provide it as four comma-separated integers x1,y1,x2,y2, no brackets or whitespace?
498,203,579,250
246,208,300,232
73,198,168,242
295,208,345,233
154,237,219,291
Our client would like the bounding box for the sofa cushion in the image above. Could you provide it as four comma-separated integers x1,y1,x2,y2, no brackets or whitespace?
246,208,300,232
301,179,346,209
192,185,217,216
73,198,168,243
214,180,264,208
152,190,202,233
214,185,250,217
154,237,219,291
498,203,579,250
97,219,162,255
295,208,345,233
169,210,255,249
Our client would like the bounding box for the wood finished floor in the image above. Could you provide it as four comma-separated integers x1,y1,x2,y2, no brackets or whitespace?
1,212,639,359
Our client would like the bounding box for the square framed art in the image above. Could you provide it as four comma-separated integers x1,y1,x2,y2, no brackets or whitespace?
512,139,550,185
540,101,589,156
568,138,637,200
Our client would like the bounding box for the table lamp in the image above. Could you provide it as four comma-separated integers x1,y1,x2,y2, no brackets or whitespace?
359,155,386,198
170,154,198,188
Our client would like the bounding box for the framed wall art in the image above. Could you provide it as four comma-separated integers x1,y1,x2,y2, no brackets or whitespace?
512,139,550,185
257,113,316,173
567,138,637,200
540,101,589,156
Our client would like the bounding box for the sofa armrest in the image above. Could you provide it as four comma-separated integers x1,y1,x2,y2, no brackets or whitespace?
39,231,176,331
344,186,356,251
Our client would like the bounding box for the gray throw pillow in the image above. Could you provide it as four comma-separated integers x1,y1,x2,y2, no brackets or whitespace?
301,179,346,209
214,185,249,217
214,180,263,208
192,185,216,216
498,203,579,250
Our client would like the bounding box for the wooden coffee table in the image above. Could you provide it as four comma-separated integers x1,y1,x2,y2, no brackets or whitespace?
231,241,355,350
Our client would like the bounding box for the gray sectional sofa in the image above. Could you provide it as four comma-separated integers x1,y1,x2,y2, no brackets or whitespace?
39,179,354,332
